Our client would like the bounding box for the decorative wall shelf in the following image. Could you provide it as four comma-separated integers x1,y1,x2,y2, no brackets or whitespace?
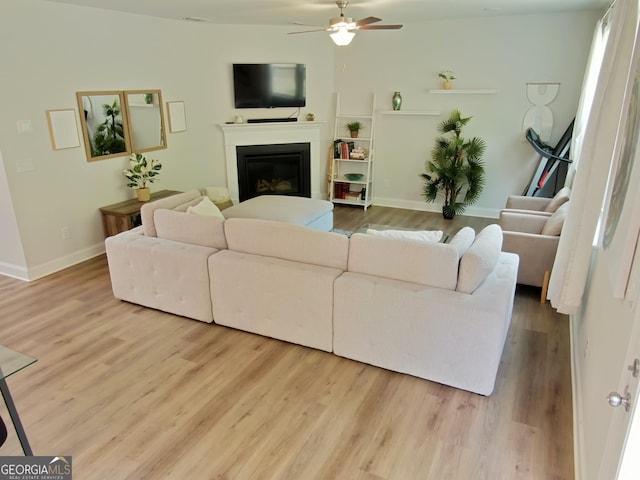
378,110,441,116
336,114,374,119
428,89,497,94
330,93,376,211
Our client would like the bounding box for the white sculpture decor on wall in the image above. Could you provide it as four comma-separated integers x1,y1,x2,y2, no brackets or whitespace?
522,83,560,142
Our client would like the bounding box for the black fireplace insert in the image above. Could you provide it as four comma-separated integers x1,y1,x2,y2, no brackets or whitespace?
236,142,311,202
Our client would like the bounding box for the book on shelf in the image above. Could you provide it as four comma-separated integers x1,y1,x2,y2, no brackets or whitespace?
333,140,356,159
333,182,350,199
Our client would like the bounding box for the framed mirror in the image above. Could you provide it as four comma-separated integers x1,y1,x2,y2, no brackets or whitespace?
76,90,131,162
123,89,167,153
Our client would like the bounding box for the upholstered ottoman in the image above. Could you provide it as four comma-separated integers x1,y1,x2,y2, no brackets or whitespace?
222,195,334,231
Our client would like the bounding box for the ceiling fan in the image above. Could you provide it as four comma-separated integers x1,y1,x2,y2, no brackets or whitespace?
289,1,403,46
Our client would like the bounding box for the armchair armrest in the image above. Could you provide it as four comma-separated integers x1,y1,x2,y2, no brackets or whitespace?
502,231,559,287
499,211,548,234
505,195,551,211
500,208,552,217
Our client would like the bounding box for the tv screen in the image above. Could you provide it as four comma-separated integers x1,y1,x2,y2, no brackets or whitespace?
233,63,306,109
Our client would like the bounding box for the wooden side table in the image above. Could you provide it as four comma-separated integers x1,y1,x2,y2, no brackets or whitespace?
99,190,181,237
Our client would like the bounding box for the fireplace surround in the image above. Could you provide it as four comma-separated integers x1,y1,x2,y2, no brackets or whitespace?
219,122,325,204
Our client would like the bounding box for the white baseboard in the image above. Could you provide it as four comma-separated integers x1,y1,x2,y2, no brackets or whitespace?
0,243,106,282
0,261,30,281
372,196,500,219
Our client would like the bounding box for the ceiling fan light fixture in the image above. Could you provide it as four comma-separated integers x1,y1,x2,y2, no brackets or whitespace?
290,1,401,45
330,26,355,46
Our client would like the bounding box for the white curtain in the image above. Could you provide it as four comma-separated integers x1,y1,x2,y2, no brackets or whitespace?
549,0,640,314
565,8,612,185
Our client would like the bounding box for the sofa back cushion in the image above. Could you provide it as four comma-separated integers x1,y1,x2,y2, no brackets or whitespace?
457,224,503,294
347,233,459,290
140,189,202,237
154,209,227,249
223,218,349,270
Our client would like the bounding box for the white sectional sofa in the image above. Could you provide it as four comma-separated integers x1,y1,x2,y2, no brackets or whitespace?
105,190,519,395
209,218,349,352
334,228,519,395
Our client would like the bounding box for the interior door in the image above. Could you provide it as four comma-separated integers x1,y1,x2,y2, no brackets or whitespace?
598,239,640,479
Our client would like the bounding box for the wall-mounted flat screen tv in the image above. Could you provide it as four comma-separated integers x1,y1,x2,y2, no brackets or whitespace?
233,63,306,109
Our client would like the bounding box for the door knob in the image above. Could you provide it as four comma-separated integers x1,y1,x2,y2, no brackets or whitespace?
607,391,631,412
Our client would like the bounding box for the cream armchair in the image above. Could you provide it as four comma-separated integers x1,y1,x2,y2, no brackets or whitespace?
499,202,568,302
503,186,571,216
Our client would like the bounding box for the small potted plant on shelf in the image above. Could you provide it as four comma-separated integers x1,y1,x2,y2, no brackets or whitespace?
346,121,363,138
438,70,456,90
123,153,162,202
420,109,486,219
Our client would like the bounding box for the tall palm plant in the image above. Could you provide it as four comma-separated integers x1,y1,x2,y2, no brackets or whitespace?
421,109,486,218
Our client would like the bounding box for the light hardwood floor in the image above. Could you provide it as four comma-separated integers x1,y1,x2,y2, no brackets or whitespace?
0,205,573,479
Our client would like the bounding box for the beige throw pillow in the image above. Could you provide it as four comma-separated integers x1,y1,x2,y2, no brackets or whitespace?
544,186,571,212
365,228,443,243
187,196,225,219
205,186,231,203
541,202,569,236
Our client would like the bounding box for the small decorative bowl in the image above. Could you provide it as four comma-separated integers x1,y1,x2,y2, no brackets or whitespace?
344,173,364,181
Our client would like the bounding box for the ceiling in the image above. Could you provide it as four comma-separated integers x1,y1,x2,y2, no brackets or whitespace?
42,0,608,27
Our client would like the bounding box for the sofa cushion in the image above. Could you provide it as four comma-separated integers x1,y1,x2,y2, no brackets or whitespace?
140,189,201,237
223,218,349,270
186,197,225,218
347,233,459,290
543,186,571,213
448,226,476,257
365,228,443,243
154,209,227,249
457,224,503,294
541,202,569,236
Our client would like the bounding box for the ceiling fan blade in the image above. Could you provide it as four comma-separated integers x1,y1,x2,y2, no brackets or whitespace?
289,21,327,28
359,24,403,30
355,16,381,27
288,29,329,35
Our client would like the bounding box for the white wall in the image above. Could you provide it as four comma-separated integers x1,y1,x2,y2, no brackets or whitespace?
0,1,598,280
334,12,600,216
0,149,27,278
0,0,334,280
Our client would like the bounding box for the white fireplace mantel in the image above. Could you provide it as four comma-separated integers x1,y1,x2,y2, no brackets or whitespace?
219,121,326,204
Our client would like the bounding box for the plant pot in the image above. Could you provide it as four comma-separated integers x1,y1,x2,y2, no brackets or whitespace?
350,131,359,138
442,80,452,90
137,187,151,202
442,205,455,219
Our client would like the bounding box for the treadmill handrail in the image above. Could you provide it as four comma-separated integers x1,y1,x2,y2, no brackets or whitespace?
526,128,573,163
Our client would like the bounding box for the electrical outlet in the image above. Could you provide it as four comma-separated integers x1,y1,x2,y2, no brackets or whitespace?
61,227,70,240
